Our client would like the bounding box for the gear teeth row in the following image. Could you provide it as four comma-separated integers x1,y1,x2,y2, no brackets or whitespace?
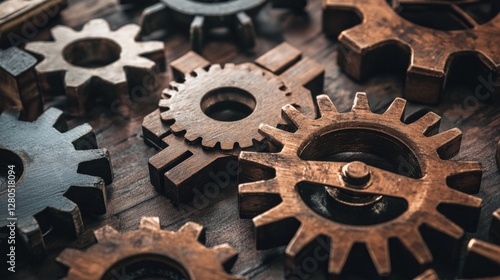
143,43,323,204
25,19,165,116
57,217,245,280
239,93,483,277
0,108,113,258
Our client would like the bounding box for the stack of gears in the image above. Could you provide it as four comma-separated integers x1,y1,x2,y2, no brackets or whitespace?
0,0,499,279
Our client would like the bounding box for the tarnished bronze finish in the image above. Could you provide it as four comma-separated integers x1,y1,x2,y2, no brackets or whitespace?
0,108,112,258
57,217,245,280
140,0,307,52
0,0,67,47
143,42,323,204
491,209,500,243
414,270,439,280
462,238,500,279
322,0,500,104
239,93,482,277
25,19,165,116
0,47,42,121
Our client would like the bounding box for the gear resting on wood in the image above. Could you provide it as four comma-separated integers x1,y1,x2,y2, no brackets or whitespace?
239,93,483,277
142,42,324,204
0,47,42,121
0,108,113,258
57,217,245,280
322,0,500,104
140,0,307,52
0,0,67,47
25,19,165,116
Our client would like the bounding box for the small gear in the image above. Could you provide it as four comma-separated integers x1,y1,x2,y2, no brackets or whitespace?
25,19,165,116
143,43,324,204
239,93,483,277
140,0,307,52
0,108,113,258
57,217,245,280
462,238,500,279
323,0,500,104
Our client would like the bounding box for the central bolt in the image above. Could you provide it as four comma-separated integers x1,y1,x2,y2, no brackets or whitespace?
342,161,370,186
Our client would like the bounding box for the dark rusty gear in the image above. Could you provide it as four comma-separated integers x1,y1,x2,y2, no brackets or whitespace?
462,238,500,279
322,0,500,104
143,42,323,204
140,0,307,52
0,108,113,258
57,217,245,280
239,93,483,277
25,19,165,116
0,0,67,47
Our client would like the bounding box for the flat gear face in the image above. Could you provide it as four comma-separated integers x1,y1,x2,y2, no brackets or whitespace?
322,0,500,104
25,19,165,116
0,108,113,258
239,93,483,277
57,217,245,280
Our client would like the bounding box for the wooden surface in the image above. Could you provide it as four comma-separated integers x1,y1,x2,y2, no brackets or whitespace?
5,0,500,279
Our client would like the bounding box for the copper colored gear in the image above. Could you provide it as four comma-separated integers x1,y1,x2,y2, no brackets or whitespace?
492,208,500,242
143,43,324,204
462,238,500,279
322,0,500,104
239,93,483,277
25,19,165,116
0,108,112,258
57,217,245,280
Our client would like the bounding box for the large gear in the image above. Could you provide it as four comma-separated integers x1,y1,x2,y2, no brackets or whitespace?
239,93,483,277
25,19,165,116
0,108,112,258
57,217,245,280
143,42,324,204
322,0,500,104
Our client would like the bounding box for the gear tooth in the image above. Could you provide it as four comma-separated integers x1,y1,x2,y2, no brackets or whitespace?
224,63,235,69
160,111,175,123
400,231,433,265
328,240,354,275
241,138,257,149
179,222,205,241
239,151,280,168
285,226,318,257
317,94,338,117
411,112,441,136
414,269,439,280
383,98,407,121
209,64,222,72
213,243,238,266
51,25,76,41
0,109,20,124
139,217,161,230
94,225,120,242
169,122,184,133
441,188,483,209
116,23,140,38
282,104,310,129
254,204,293,228
127,56,156,70
239,179,280,195
135,41,164,55
74,149,110,165
56,248,83,268
201,138,217,149
367,239,391,276
65,69,93,88
351,92,371,112
259,124,294,146
83,19,111,33
63,123,94,142
158,99,170,110
425,213,464,240
220,141,235,151
428,128,462,159
36,108,64,127
184,131,199,143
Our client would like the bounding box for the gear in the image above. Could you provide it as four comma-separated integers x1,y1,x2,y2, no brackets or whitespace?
143,42,324,204
462,238,500,279
140,0,307,52
57,217,245,280
0,108,112,258
322,0,500,104
239,93,483,277
25,19,165,116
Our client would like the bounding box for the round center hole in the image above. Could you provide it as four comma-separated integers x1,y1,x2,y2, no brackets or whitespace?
200,87,256,122
387,0,499,31
63,38,121,68
0,149,24,193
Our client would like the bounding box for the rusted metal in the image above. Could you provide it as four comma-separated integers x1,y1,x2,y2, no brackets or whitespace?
462,238,500,278
140,0,308,52
25,19,165,116
239,93,483,277
0,0,67,47
0,46,42,121
322,0,500,104
0,108,112,258
57,217,245,279
143,42,323,204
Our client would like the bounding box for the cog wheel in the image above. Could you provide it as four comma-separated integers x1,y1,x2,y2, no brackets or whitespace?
0,108,113,258
239,93,483,277
462,239,500,279
25,19,165,116
57,217,245,280
140,0,307,52
143,43,324,204
323,0,500,104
